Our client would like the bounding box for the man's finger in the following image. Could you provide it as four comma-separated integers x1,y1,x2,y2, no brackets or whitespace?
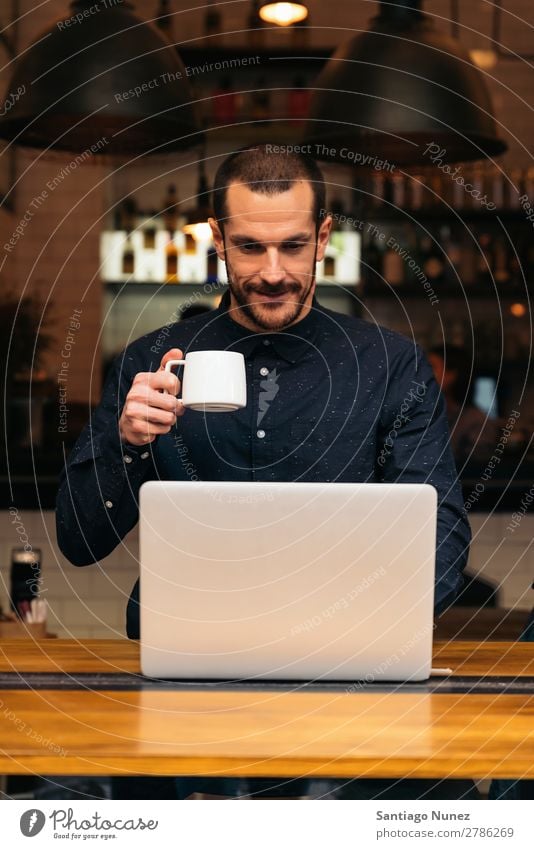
160,348,183,371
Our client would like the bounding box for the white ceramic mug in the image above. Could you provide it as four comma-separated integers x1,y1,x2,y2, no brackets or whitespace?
164,350,247,412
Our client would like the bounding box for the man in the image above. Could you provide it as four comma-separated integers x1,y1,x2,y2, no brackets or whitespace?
427,344,500,466
56,145,472,798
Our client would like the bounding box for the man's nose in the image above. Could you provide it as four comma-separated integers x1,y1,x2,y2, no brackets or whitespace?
260,247,285,284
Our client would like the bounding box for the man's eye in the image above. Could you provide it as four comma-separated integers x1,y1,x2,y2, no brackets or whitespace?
239,243,262,254
284,242,306,252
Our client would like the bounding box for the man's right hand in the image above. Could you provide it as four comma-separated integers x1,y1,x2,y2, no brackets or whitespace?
118,349,185,446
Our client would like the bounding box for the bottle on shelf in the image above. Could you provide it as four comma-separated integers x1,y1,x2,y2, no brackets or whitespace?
287,75,311,120
508,169,524,209
428,171,442,206
471,164,485,210
184,231,196,254
404,223,420,283
122,235,135,277
391,173,406,209
207,245,219,284
441,225,463,285
452,172,467,209
212,77,238,124
476,231,494,286
490,165,506,210
456,235,478,287
143,226,156,251
323,253,336,277
436,169,454,208
408,175,424,210
162,183,179,234
382,175,394,207
508,251,523,288
524,167,534,204
370,171,385,208
363,231,385,289
203,0,222,44
493,236,511,285
116,195,138,278
142,210,158,251
115,195,137,233
290,13,310,49
382,231,404,287
156,0,173,41
250,78,271,122
165,233,180,283
419,234,446,286
247,1,265,49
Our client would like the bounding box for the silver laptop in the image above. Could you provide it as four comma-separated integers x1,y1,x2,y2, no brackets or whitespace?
139,481,437,681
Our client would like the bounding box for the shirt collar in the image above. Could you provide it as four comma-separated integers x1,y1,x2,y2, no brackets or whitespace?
214,289,322,364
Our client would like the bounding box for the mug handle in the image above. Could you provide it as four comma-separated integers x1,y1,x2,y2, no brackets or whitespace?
164,359,186,395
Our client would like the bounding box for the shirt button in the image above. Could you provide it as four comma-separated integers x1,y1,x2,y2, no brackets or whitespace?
140,451,150,460
263,339,271,346
260,367,269,377
105,500,113,509
257,429,266,439
123,455,133,464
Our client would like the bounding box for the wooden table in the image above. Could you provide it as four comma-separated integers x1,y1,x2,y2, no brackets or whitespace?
0,640,533,780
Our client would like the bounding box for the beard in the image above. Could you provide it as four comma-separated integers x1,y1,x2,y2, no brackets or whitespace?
224,251,317,332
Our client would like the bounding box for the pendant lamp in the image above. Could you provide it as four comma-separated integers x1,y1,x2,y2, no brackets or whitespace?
0,0,202,156
259,3,309,26
305,0,506,165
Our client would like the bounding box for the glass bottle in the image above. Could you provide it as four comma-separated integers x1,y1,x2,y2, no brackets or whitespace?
204,0,222,45
287,75,311,119
213,77,237,124
382,232,404,287
166,234,179,283
122,236,135,276
291,13,310,49
156,0,173,41
476,231,494,286
420,234,445,286
247,1,265,49
162,184,179,234
250,77,271,122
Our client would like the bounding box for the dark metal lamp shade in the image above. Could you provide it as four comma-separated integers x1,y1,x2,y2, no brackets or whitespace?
0,0,202,155
305,1,507,166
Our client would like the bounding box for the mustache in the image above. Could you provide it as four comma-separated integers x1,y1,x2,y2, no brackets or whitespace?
246,283,300,296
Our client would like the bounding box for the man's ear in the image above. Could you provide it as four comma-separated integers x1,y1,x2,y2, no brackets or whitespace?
209,217,225,261
315,214,332,262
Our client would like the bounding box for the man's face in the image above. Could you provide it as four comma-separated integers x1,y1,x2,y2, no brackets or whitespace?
209,180,331,332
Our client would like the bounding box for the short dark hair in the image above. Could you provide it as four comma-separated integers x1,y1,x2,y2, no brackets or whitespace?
212,144,326,230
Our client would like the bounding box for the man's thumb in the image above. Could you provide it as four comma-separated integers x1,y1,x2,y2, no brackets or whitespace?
159,348,184,371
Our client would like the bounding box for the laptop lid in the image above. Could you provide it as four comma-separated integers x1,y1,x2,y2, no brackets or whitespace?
139,481,436,681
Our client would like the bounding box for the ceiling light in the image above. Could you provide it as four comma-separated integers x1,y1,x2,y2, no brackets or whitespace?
259,3,309,27
0,0,202,155
305,0,506,166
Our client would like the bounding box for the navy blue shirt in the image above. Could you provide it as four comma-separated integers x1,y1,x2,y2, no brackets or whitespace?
56,293,470,637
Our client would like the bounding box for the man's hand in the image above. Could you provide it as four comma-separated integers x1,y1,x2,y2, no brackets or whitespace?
119,348,185,446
